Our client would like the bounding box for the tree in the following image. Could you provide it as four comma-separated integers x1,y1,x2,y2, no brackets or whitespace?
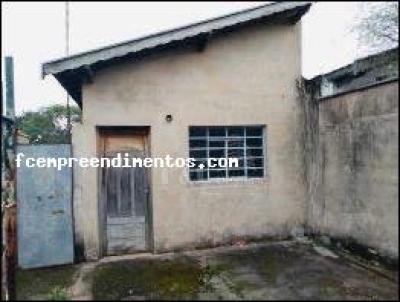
16,104,81,144
355,2,399,52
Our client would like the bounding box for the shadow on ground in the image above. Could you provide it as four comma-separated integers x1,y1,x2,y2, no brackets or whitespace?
16,241,399,300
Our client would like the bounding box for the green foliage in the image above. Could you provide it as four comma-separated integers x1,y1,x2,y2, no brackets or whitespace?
198,264,221,292
17,104,81,144
16,266,77,300
47,286,70,301
91,258,202,300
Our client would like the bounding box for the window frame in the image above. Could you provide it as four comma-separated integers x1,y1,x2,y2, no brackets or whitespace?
188,125,266,182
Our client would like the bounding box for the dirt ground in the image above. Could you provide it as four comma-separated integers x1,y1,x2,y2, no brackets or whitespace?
16,240,399,300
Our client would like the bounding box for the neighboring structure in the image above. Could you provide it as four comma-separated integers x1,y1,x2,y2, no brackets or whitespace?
312,79,398,259
307,51,399,260
42,1,398,262
312,47,398,98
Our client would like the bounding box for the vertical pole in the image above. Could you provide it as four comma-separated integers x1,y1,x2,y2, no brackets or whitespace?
5,57,15,118
65,1,71,143
1,80,5,173
1,80,4,301
2,56,17,301
64,1,77,263
4,204,17,301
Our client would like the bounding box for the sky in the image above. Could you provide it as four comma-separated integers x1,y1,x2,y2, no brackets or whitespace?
2,2,370,114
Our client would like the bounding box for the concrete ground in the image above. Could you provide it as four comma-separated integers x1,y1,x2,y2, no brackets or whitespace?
16,240,398,300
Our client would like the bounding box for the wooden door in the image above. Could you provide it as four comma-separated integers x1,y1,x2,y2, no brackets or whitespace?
100,131,149,255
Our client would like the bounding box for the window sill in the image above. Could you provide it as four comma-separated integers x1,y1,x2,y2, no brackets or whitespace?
187,176,268,186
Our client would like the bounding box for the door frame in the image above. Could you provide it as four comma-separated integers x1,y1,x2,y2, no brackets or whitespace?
96,126,153,257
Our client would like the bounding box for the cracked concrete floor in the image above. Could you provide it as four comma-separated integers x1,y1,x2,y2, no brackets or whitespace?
16,241,399,300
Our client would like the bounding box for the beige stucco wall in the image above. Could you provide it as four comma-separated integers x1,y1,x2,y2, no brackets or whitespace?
72,22,306,259
310,81,399,258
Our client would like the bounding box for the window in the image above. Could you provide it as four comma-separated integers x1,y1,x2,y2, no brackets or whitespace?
189,126,265,181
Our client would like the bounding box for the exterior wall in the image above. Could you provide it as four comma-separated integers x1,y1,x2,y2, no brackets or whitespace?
310,81,398,258
71,124,87,259
72,22,306,259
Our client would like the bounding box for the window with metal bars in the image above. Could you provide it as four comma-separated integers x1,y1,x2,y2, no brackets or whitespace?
189,126,265,181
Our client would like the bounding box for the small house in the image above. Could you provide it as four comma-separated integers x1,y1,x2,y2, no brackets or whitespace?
43,2,312,260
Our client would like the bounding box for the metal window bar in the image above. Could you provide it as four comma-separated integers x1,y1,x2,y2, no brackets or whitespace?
189,126,265,181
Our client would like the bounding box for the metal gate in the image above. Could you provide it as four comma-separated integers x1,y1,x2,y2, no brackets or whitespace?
16,144,74,268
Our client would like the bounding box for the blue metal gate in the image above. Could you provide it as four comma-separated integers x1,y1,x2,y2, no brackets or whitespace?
17,144,74,268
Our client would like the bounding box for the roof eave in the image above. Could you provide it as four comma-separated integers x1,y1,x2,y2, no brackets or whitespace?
42,1,312,104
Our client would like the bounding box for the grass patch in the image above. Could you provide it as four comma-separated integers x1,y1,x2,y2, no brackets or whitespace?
198,264,226,293
259,253,279,283
48,286,70,300
91,257,203,300
16,265,77,300
218,274,250,299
